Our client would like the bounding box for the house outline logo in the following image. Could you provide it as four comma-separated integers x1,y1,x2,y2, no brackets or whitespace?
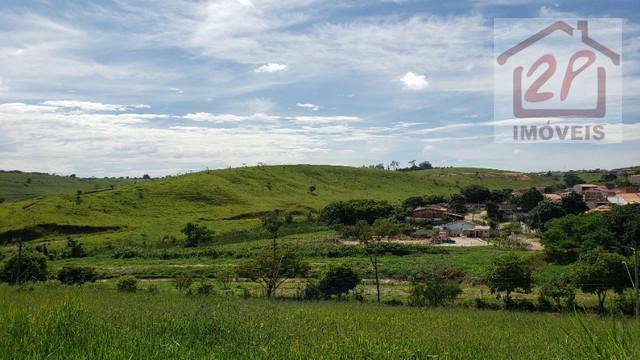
496,20,620,118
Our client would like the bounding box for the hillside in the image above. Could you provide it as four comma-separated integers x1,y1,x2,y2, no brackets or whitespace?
0,171,136,202
0,165,554,247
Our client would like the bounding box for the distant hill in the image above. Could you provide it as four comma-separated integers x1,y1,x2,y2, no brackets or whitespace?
0,171,138,202
0,165,556,240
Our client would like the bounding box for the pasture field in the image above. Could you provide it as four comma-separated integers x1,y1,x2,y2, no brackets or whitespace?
1,285,638,360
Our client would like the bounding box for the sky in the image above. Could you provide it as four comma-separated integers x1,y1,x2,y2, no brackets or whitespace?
0,0,639,177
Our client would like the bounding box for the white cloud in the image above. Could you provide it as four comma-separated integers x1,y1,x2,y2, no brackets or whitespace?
254,63,288,73
41,100,150,112
400,72,428,91
183,112,279,123
296,102,320,111
290,115,362,125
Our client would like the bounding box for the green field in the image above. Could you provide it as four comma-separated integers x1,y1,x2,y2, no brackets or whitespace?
1,285,637,360
2,165,637,358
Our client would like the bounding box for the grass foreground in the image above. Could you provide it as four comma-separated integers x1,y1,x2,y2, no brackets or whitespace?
1,285,638,359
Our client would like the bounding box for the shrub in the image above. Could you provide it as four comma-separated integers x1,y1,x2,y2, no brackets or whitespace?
0,250,48,285
409,267,463,307
116,275,138,292
538,274,576,311
299,280,323,300
317,265,360,299
196,280,214,295
66,238,86,258
57,266,98,285
182,223,214,247
174,273,194,292
112,248,138,259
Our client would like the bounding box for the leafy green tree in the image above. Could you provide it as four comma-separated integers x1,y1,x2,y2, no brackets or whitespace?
461,185,491,204
570,250,628,313
0,250,48,284
424,195,447,205
448,194,466,214
262,212,285,251
238,249,308,298
517,188,544,212
66,238,86,258
181,223,214,248
486,201,503,224
318,265,360,299
541,212,618,263
528,200,566,230
319,199,394,225
409,266,463,306
484,254,532,301
538,274,575,311
561,192,588,215
401,196,426,211
563,172,584,188
57,266,98,285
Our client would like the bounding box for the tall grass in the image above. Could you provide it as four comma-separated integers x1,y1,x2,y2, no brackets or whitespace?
0,286,638,359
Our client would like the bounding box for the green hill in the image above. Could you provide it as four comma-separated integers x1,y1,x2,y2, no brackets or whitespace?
0,165,554,247
0,170,136,202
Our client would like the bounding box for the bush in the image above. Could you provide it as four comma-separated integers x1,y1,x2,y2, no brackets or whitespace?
57,266,98,285
112,248,138,259
409,267,463,307
196,280,214,295
538,274,575,311
116,275,138,292
182,223,214,247
299,280,323,300
473,298,502,310
174,273,194,292
0,250,48,285
66,238,86,258
317,265,360,299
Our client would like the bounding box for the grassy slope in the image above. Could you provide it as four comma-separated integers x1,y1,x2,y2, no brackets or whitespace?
0,165,554,237
0,170,136,202
1,286,637,359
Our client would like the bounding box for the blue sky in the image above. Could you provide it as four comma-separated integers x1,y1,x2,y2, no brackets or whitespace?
0,0,638,176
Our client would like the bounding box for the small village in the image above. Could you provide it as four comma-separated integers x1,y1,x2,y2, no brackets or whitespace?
407,172,640,248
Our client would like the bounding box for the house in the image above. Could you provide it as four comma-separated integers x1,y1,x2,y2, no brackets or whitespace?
583,187,614,203
411,204,463,223
607,193,640,205
572,184,599,194
543,193,562,203
435,220,491,238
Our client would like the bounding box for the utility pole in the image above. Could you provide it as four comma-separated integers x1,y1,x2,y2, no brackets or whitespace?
16,238,24,285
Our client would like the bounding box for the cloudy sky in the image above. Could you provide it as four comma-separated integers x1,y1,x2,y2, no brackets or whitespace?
0,0,639,177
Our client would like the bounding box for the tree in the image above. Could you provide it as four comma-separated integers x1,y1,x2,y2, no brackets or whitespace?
361,219,400,303
409,266,463,306
142,174,151,180
389,160,400,170
563,172,584,188
318,265,360,298
417,161,433,170
461,185,491,204
571,250,628,313
484,254,532,301
319,199,394,225
424,195,447,205
401,196,426,211
601,172,617,182
517,188,544,212
539,274,575,312
238,249,308,298
181,223,214,247
262,212,285,252
0,250,48,285
67,238,86,258
57,266,98,285
448,194,466,214
561,191,588,215
486,201,503,224
528,200,566,230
